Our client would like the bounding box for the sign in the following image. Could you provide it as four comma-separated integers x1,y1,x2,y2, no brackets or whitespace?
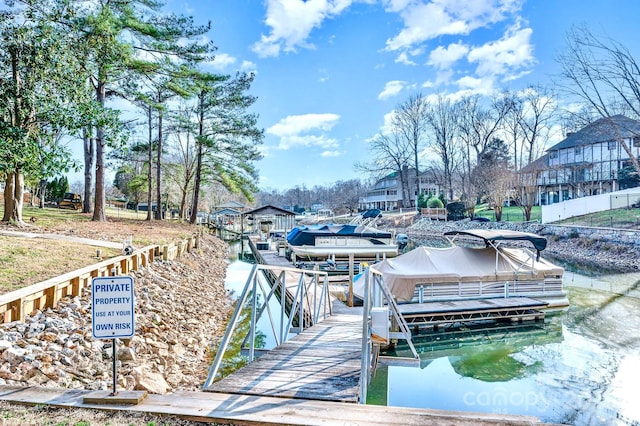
91,276,135,339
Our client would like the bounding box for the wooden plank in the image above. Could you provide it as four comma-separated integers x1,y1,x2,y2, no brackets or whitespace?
206,314,364,403
0,385,545,426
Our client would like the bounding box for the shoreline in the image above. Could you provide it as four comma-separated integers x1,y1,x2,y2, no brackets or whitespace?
399,221,640,274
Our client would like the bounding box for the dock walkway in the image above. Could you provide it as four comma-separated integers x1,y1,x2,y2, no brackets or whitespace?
205,312,363,402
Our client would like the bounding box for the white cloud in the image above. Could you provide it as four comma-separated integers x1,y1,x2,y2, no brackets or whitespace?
467,23,534,78
378,80,406,100
240,60,257,73
252,0,355,58
321,150,342,157
383,0,523,51
455,75,495,95
209,53,236,71
395,52,417,66
267,113,341,150
428,42,469,69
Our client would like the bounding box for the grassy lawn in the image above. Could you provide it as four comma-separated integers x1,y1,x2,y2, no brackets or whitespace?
0,236,121,293
472,202,640,228
557,207,640,228
0,205,199,293
474,204,541,222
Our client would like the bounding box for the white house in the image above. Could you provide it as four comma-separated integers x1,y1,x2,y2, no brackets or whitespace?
523,115,640,205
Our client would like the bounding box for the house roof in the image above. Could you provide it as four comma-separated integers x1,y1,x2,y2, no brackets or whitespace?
242,204,296,217
518,153,549,173
548,115,640,151
211,208,241,216
218,200,246,209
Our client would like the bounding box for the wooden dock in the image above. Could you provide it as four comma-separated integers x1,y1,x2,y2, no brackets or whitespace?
205,313,363,402
0,385,546,425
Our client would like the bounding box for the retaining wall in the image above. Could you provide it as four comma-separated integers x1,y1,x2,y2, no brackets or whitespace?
0,236,198,324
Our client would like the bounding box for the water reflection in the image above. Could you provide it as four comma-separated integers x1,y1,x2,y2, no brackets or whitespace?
368,271,640,425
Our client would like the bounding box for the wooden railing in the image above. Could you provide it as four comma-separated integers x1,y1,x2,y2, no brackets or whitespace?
0,236,198,324
420,207,447,220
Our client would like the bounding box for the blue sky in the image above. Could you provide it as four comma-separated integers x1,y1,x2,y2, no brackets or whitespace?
151,1,640,191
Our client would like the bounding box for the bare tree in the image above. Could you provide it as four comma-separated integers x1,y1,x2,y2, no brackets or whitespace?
473,138,513,221
392,94,430,199
424,94,460,201
164,104,198,220
518,85,557,166
355,131,412,208
557,25,640,174
456,94,511,217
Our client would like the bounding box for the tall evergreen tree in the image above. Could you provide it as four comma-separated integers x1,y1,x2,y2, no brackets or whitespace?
189,72,263,224
22,0,212,221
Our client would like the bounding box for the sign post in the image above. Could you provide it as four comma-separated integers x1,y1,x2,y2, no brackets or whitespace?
91,275,135,396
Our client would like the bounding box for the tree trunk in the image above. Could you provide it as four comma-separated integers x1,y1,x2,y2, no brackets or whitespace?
92,79,106,221
2,175,14,222
189,93,205,224
146,105,153,221
2,172,25,225
155,106,163,220
189,142,203,224
38,179,46,208
92,125,106,221
83,127,94,214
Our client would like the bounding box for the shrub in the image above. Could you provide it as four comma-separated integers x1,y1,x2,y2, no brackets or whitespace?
446,201,467,221
427,197,444,208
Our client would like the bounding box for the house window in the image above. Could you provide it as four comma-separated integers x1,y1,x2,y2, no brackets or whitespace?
608,141,617,150
634,136,640,147
574,147,582,155
549,151,558,159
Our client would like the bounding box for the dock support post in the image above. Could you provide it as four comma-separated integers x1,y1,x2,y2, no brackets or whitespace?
348,253,354,307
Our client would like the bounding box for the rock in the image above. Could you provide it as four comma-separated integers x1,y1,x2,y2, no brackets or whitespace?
132,367,171,394
117,347,136,362
2,347,26,365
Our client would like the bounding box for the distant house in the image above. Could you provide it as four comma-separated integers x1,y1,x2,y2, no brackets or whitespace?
216,200,247,212
523,115,640,205
359,168,440,211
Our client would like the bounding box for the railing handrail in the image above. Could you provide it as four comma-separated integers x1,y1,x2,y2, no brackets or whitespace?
203,264,331,389
359,268,418,403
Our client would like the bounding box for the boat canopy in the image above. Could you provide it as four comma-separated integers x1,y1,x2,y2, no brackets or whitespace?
287,224,392,246
444,229,548,254
359,244,563,302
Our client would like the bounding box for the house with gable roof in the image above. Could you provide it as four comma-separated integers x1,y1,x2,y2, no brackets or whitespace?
522,115,640,205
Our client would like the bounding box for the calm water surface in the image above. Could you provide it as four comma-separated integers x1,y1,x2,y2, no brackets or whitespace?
368,270,640,425
225,242,640,425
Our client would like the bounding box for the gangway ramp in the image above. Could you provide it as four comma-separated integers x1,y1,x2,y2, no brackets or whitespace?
204,313,363,402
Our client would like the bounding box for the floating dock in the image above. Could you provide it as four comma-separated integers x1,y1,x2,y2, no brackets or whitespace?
398,296,548,331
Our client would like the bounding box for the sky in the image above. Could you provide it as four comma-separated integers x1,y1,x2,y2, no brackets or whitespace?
93,0,640,192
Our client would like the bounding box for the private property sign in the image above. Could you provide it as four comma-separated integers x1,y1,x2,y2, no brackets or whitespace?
91,276,135,339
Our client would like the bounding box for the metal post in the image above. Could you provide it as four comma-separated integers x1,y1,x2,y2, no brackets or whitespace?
359,269,371,404
111,338,117,396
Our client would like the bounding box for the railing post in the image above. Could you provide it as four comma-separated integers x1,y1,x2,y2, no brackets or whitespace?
359,268,371,404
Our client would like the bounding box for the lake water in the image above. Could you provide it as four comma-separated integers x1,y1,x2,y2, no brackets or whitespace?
224,243,640,425
368,269,640,425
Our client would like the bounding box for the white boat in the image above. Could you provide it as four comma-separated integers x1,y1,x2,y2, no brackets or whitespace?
354,229,568,309
286,223,399,260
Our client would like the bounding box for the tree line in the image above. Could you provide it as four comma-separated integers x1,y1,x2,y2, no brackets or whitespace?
355,26,640,222
0,0,263,225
